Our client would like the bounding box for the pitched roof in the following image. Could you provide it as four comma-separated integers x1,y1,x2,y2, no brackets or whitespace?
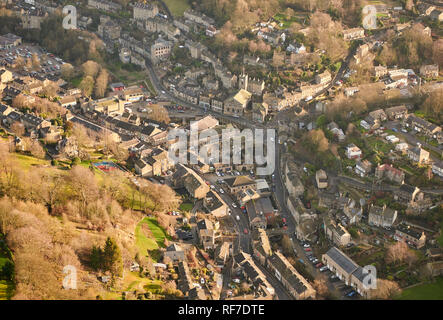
225,175,255,188
324,247,359,274
233,89,252,105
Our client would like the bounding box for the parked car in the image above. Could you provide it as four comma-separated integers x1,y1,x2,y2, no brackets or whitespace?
304,248,312,252
303,244,310,248
319,266,328,272
315,263,323,268
219,188,224,194
232,202,237,208
243,228,249,234
347,290,357,297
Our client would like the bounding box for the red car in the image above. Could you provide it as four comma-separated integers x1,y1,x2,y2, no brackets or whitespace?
244,228,249,234
304,248,312,252
315,263,323,268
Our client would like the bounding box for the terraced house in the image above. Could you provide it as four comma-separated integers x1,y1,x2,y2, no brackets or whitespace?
322,247,372,298
368,204,397,228
394,223,426,249
404,114,442,138
267,251,316,300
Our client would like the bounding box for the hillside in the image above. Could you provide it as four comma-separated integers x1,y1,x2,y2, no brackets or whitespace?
0,138,180,299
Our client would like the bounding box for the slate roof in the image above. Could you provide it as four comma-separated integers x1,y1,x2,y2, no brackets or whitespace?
324,247,359,274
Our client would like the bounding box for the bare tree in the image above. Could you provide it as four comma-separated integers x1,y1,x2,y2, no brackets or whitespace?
81,60,100,78
370,279,401,299
79,76,95,97
94,68,109,98
386,241,417,265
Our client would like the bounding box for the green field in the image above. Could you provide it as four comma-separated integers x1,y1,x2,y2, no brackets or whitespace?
163,0,190,17
397,277,443,300
179,202,193,212
15,153,50,170
0,236,14,300
273,13,299,29
135,217,171,259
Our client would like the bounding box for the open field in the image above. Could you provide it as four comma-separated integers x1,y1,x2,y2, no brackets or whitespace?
397,277,443,300
15,153,50,170
135,217,170,260
163,0,190,17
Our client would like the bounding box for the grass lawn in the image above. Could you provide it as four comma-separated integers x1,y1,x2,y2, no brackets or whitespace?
163,0,190,17
179,202,193,212
15,153,50,170
135,218,159,256
273,13,298,29
397,277,443,300
106,60,148,84
135,217,170,259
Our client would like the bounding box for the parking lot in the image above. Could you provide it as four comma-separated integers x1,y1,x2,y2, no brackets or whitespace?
0,43,63,80
291,237,361,299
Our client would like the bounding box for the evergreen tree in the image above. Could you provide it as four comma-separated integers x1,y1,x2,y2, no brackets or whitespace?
90,245,103,271
103,237,123,277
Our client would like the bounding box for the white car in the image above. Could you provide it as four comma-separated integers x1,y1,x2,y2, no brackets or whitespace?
216,172,221,177
303,244,310,248
233,279,240,284
232,203,237,208
236,215,240,221
219,188,224,194
210,185,215,189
